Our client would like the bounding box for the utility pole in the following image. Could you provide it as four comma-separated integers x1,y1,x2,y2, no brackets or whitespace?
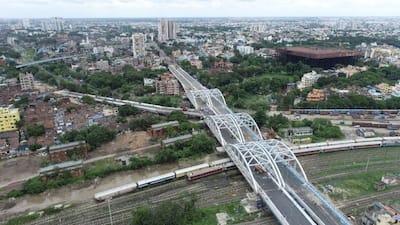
107,198,113,225
365,156,370,172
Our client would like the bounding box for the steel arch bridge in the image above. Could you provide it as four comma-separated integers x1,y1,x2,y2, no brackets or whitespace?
169,64,351,225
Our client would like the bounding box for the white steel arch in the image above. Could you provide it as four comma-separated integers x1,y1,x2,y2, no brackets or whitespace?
189,89,226,110
205,114,246,145
229,142,286,189
225,144,260,192
253,140,308,182
233,113,263,141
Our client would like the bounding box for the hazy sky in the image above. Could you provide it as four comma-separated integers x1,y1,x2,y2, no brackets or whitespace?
0,0,399,18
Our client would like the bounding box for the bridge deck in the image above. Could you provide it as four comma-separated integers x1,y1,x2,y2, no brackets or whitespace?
170,64,350,225
253,173,314,225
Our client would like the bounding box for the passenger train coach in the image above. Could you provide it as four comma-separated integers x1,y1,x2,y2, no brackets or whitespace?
94,158,235,201
291,136,400,156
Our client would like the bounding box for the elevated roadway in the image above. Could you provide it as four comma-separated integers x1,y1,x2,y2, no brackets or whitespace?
169,64,351,225
54,90,202,117
15,55,80,69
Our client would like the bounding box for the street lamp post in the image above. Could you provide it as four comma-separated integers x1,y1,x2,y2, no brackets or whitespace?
107,198,114,225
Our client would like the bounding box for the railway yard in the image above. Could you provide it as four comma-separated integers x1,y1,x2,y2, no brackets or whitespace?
1,146,398,225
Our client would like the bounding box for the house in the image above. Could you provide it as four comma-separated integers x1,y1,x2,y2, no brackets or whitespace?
306,89,326,102
149,121,179,137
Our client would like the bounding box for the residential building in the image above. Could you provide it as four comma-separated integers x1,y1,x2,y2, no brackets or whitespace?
392,81,400,97
95,59,110,71
155,73,180,96
143,78,156,87
361,202,400,225
19,72,34,90
190,59,203,69
306,89,326,102
158,19,177,42
132,33,146,58
237,46,254,55
297,71,321,90
150,121,179,137
376,83,393,95
282,127,313,137
46,141,88,162
0,108,20,133
52,17,64,32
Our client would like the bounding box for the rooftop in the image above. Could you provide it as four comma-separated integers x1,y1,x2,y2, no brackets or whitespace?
278,47,362,59
39,160,83,174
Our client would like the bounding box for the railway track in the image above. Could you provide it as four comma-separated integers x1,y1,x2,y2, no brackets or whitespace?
25,172,255,225
339,189,400,213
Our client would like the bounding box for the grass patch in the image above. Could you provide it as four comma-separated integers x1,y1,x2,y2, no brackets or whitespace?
4,204,72,225
315,170,400,201
4,213,40,225
192,201,258,225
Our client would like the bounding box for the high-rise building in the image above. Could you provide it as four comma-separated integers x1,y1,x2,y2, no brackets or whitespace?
132,33,146,58
52,17,64,32
0,108,20,133
21,19,30,29
19,72,34,91
158,19,177,42
156,73,180,96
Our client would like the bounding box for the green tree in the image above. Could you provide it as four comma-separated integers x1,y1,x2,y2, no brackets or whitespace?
167,111,187,122
118,105,140,117
26,124,45,137
253,110,267,128
81,95,96,105
190,134,215,154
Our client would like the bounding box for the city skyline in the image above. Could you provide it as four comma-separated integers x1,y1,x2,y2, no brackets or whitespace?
1,0,400,18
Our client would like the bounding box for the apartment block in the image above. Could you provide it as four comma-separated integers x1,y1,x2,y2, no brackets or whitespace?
0,108,20,133
155,73,180,96
19,72,34,91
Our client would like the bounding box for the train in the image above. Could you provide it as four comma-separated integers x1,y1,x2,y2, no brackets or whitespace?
290,109,400,115
94,158,236,201
292,136,400,156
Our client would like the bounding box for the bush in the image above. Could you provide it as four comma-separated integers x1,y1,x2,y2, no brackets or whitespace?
131,196,201,225
61,125,116,150
128,116,161,131
118,105,140,117
26,124,45,137
81,95,96,105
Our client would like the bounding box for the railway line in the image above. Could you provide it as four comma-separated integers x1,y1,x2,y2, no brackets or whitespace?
339,189,400,213
26,172,254,225
7,144,398,225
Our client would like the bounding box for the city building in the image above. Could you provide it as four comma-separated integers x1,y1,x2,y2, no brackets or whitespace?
46,141,88,162
282,127,313,137
376,83,393,95
392,81,400,97
190,59,203,69
306,89,326,102
155,73,180,96
237,46,254,55
297,71,321,90
95,59,110,71
150,121,179,137
143,78,156,87
158,19,177,42
132,33,146,58
21,19,30,29
277,47,362,69
52,17,64,32
19,72,34,91
361,202,400,225
0,108,20,133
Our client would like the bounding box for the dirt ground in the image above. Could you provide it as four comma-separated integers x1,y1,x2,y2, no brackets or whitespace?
0,156,43,190
0,152,223,220
88,131,152,158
